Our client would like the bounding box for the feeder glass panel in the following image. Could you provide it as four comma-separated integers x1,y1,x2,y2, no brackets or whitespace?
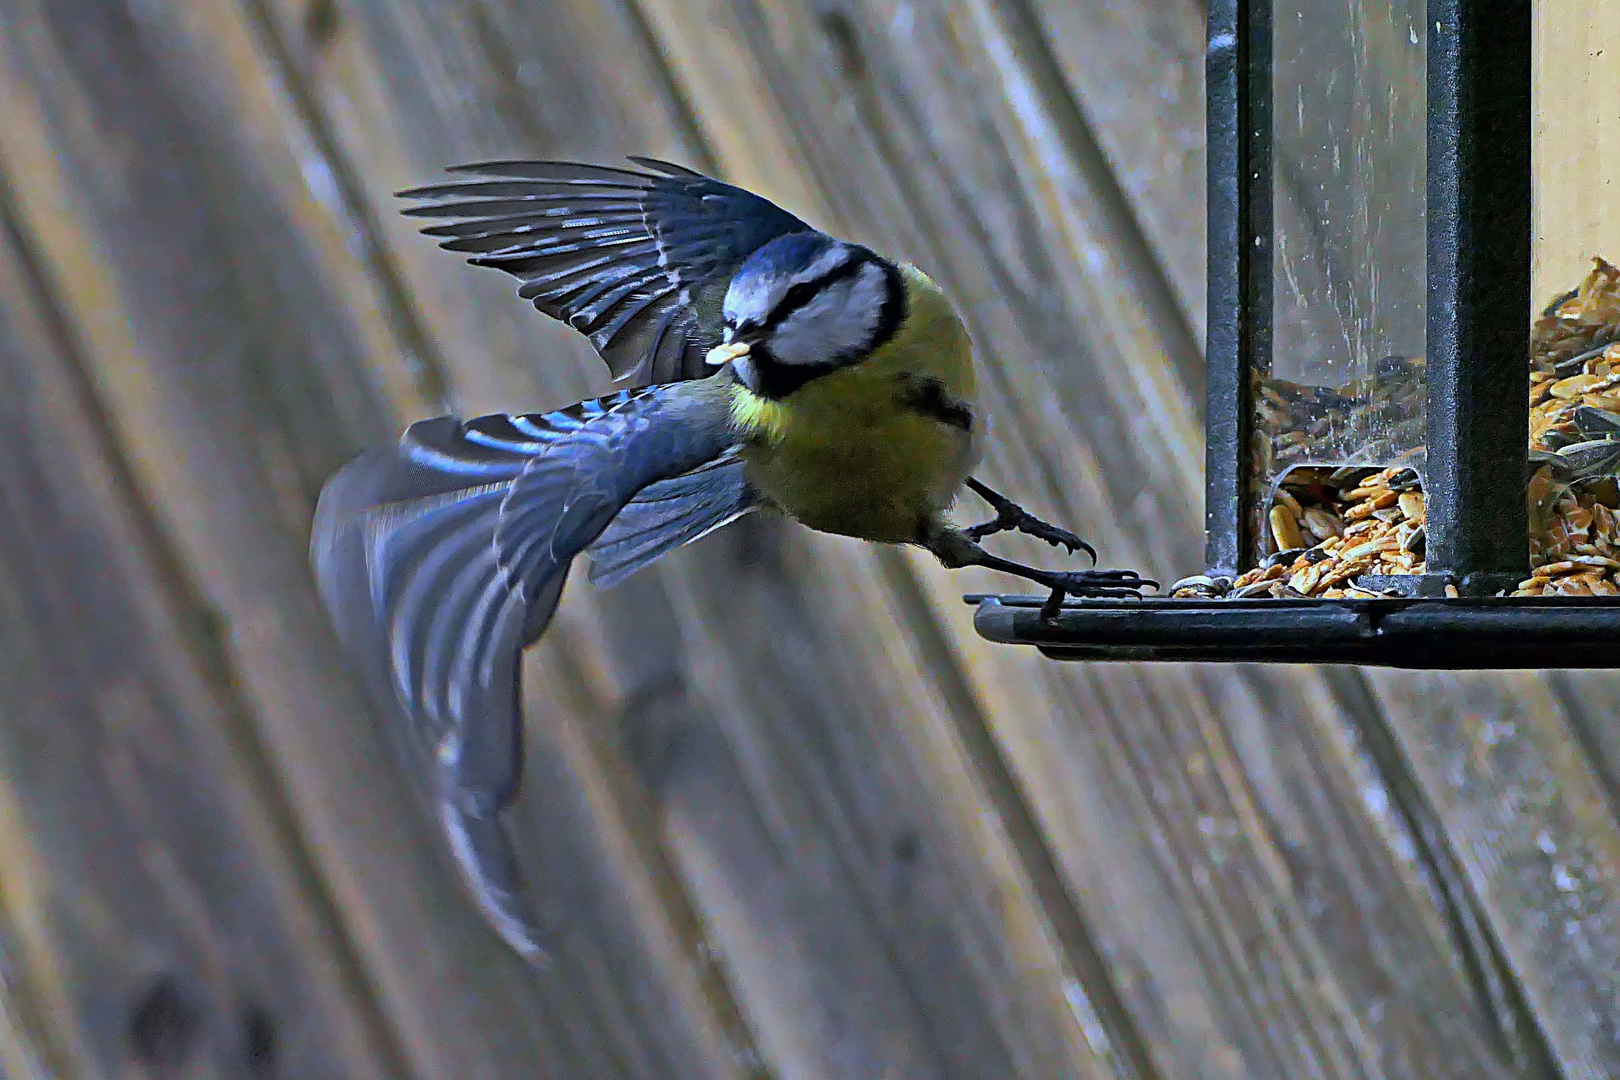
1257,0,1427,561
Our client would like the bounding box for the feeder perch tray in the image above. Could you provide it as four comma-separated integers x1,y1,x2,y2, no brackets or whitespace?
968,595,1620,668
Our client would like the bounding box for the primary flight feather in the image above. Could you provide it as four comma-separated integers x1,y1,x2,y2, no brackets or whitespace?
311,157,1151,959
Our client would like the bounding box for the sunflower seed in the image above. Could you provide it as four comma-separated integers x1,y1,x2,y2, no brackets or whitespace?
1575,404,1620,436
1556,438,1620,477
1540,428,1580,451
1301,506,1344,540
1554,342,1611,375
1168,575,1229,596
1330,466,1376,486
1387,467,1422,491
1263,546,1306,569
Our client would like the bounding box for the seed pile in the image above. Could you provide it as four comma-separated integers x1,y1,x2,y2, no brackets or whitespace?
1254,355,1426,479
1173,466,1434,599
1171,256,1620,600
1516,256,1620,596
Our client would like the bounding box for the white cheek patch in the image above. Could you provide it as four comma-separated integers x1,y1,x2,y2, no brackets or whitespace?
769,263,887,367
770,291,851,367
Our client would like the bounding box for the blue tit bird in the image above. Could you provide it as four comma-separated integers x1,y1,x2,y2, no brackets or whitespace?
310,157,1152,959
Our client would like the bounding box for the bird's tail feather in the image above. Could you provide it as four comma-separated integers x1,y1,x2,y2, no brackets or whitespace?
311,419,554,958
309,386,739,959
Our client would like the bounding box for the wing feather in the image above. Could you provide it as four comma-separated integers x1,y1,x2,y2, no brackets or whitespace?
399,158,811,384
309,384,739,958
586,451,760,588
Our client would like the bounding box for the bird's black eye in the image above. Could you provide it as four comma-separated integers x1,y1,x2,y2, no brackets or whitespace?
781,281,819,311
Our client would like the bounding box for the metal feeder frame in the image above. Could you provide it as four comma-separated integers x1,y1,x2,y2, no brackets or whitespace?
972,0,1620,666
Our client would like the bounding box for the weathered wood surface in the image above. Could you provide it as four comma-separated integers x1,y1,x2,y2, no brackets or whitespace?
0,1,1614,1079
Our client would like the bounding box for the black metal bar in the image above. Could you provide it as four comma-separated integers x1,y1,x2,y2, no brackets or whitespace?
1204,0,1268,578
971,597,1620,668
1424,0,1532,595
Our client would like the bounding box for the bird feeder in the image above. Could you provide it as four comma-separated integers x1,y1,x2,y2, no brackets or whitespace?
974,0,1620,666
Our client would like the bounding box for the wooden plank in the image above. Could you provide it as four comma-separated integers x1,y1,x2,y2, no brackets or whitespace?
519,642,772,1080
244,0,1001,1077
0,184,397,1078
224,0,788,1075
633,535,1115,1080
0,959,52,1080
1023,0,1207,339
0,4,586,1077
0,0,783,1073
241,0,1620,1075
1367,672,1620,1079
223,4,770,1070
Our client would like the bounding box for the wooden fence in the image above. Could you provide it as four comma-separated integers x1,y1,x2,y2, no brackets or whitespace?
0,1,1615,1078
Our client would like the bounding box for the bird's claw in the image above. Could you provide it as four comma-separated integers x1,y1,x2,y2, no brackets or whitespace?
1037,569,1158,620
949,479,1151,615
964,480,1097,563
966,508,1097,562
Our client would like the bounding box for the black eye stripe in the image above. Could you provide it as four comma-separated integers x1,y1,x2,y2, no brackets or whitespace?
739,251,906,401
763,254,870,330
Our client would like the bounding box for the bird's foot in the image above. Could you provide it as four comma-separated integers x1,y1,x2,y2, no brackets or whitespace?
1028,568,1157,620
930,484,1155,614
964,478,1096,562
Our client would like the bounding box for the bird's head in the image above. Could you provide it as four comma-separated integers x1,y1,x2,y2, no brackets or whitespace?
708,232,903,397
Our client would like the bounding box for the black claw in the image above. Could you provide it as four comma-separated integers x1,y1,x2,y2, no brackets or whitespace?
1036,569,1158,620
963,479,1098,564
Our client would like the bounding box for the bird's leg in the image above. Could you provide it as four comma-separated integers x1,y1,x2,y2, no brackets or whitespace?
925,526,1156,620
962,478,1096,563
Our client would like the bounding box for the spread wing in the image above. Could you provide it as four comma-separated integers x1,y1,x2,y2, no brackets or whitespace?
399,157,812,385
310,384,740,958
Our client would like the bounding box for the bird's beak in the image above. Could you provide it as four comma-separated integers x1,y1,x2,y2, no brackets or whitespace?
706,340,752,367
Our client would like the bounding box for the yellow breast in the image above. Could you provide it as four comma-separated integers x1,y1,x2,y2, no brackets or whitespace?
731,264,980,544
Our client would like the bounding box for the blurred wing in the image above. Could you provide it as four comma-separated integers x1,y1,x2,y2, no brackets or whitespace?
310,385,736,958
399,157,811,384
586,449,760,588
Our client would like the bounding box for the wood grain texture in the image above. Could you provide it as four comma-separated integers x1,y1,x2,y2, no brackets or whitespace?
1,0,1616,1077
0,176,398,1080
0,1,569,1076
